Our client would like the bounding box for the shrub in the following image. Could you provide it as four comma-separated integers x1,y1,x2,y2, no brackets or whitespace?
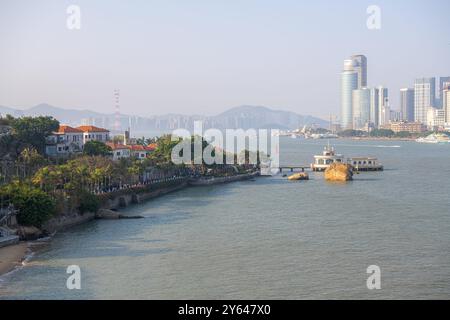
2,183,56,227
78,191,100,214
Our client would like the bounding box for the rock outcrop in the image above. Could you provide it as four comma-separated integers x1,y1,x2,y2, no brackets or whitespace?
17,226,43,240
287,172,309,181
324,163,353,181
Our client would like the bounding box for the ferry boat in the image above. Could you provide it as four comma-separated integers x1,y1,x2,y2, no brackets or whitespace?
347,157,383,171
310,144,345,171
416,133,450,144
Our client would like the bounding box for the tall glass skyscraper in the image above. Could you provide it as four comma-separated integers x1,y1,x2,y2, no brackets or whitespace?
351,55,367,89
369,87,379,128
414,77,435,124
437,76,450,108
400,88,415,122
377,86,389,126
352,87,371,130
341,60,358,130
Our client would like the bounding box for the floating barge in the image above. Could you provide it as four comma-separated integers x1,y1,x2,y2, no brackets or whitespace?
347,157,383,171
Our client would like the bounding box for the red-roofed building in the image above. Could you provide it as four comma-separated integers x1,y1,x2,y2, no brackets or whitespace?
46,125,84,155
129,144,155,159
106,142,131,160
77,126,110,144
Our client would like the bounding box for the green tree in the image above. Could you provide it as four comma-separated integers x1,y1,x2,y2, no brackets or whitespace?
11,116,59,154
1,182,55,227
83,141,112,156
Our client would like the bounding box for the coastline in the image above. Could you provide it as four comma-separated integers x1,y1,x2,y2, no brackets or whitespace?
0,242,28,277
0,171,258,277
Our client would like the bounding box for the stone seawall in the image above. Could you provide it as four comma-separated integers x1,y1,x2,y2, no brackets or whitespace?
41,173,257,234
42,181,188,234
188,172,259,186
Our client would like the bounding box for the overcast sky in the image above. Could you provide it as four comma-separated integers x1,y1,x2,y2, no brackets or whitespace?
0,0,449,119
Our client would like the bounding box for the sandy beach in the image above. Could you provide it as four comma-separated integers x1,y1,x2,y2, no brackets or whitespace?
0,243,28,276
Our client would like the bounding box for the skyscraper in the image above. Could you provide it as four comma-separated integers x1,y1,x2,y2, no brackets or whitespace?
369,87,379,128
414,77,435,124
443,85,450,123
377,86,389,126
437,76,450,108
341,59,358,130
352,87,371,130
400,88,415,122
351,55,368,89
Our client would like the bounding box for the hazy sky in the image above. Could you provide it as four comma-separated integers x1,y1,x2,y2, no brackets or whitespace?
0,0,449,119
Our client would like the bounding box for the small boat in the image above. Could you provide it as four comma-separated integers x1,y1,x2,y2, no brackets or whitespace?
288,172,309,180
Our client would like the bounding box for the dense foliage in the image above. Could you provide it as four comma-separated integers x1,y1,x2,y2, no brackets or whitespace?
1,182,56,227
83,141,112,156
10,116,59,154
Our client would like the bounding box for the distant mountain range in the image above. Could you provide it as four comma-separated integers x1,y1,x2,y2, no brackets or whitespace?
0,103,328,134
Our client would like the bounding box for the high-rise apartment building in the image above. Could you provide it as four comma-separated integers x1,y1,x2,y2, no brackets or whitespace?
350,55,367,89
437,76,450,108
341,59,358,130
400,88,415,122
443,85,450,123
414,77,435,124
377,86,389,126
352,88,371,130
369,87,379,128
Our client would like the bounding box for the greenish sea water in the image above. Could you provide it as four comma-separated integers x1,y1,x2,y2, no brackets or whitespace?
1,138,450,299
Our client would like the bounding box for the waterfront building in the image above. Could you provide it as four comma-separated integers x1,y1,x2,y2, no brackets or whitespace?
106,142,131,161
388,121,427,133
350,55,367,89
45,125,84,155
129,144,156,159
77,125,110,144
427,107,445,130
352,87,371,130
341,59,358,130
400,88,415,122
369,87,379,128
414,77,435,124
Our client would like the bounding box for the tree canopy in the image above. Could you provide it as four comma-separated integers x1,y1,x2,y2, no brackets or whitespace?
10,116,59,154
83,141,112,156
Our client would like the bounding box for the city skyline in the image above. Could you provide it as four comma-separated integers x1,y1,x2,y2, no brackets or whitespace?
1,0,449,119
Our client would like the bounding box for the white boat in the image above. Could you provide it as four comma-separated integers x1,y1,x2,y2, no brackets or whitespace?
416,133,450,144
310,144,345,171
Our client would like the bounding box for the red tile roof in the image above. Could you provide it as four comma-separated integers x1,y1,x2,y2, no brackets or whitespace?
105,142,130,150
129,144,156,151
56,125,83,134
77,125,110,133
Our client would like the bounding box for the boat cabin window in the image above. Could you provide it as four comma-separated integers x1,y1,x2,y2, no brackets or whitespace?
336,159,341,162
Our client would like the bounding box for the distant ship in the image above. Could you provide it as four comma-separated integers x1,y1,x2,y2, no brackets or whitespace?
416,133,450,144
